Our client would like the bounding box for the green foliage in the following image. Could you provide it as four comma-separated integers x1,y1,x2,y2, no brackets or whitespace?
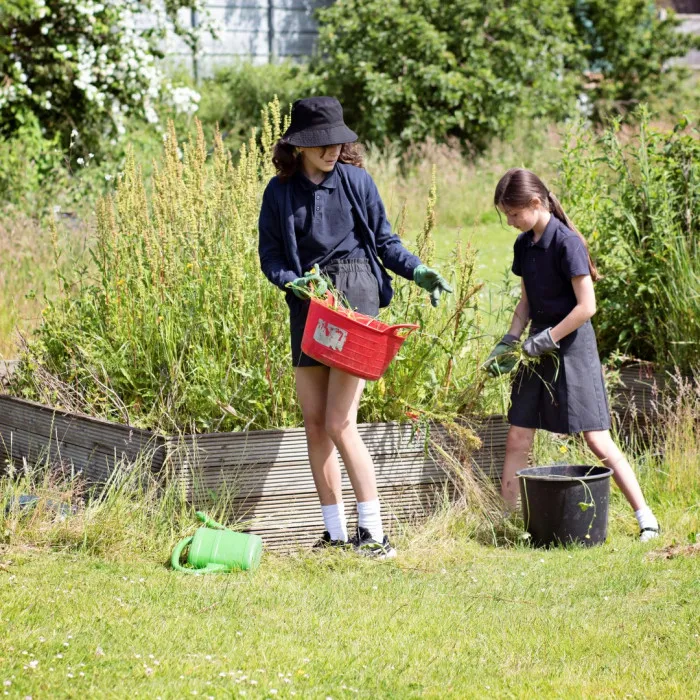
0,111,67,209
199,61,315,150
313,0,697,150
10,101,490,432
558,109,700,371
0,0,204,151
314,0,583,151
571,0,698,122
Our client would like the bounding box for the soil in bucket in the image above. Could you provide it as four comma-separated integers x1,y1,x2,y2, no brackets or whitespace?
517,465,614,547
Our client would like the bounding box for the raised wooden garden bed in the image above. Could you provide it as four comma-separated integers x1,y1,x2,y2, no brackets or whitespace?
0,361,671,550
0,393,508,550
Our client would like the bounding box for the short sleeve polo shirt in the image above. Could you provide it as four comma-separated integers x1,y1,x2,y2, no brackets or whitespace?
291,167,365,270
512,215,591,326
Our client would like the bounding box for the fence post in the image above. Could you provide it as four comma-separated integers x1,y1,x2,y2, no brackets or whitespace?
191,8,199,84
268,0,275,63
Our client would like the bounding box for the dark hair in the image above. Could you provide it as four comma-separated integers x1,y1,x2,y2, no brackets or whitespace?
494,167,600,281
272,141,365,181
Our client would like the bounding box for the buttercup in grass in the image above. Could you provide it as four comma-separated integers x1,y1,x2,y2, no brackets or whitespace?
258,96,451,556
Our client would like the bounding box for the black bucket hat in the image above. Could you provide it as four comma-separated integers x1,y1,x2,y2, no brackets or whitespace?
281,96,358,148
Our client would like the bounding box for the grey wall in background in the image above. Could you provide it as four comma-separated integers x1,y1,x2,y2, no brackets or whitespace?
155,0,331,79
148,3,699,79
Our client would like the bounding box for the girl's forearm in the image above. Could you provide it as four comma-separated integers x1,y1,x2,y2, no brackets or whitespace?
507,298,530,338
550,304,595,343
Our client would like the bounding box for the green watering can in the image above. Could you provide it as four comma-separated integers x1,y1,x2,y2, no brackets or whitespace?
171,512,263,574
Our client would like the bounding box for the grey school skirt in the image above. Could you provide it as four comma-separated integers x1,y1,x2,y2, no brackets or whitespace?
289,258,380,368
508,320,612,434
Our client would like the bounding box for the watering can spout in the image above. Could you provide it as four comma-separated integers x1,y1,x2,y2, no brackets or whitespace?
196,511,226,530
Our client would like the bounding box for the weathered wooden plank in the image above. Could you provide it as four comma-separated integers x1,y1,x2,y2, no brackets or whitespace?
0,396,160,454
0,396,164,481
181,460,446,500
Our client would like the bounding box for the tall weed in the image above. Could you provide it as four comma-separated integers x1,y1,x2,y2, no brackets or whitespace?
558,109,699,371
10,101,490,432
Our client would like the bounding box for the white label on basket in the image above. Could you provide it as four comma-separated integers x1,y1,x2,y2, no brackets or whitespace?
313,319,347,351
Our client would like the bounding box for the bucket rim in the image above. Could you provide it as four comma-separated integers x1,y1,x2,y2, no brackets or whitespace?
516,464,614,482
308,294,388,333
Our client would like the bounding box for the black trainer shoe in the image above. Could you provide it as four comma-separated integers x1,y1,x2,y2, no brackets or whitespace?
351,526,397,560
312,531,350,549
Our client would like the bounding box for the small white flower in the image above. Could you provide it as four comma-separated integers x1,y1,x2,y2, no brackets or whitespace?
71,129,79,138
76,157,85,165
88,153,94,159
29,660,39,669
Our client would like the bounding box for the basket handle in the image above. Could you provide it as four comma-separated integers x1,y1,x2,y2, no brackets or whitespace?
384,323,419,338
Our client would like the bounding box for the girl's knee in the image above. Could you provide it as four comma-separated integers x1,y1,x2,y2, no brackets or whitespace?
303,411,327,441
507,426,535,451
325,415,355,443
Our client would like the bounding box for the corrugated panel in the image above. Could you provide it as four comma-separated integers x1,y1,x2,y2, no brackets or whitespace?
0,395,164,484
612,364,668,424
0,395,518,550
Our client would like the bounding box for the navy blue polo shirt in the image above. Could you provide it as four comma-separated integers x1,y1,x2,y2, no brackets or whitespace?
291,167,365,270
512,215,591,326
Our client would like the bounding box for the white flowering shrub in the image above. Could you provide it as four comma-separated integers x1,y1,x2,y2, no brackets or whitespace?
0,0,206,148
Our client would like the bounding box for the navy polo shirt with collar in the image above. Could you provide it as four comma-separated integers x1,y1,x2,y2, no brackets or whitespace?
291,167,365,270
512,215,591,327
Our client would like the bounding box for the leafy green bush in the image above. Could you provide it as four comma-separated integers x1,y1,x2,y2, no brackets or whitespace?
558,109,699,371
199,62,315,151
0,0,204,151
313,0,696,150
572,0,698,122
314,0,583,151
0,111,67,209
11,102,490,432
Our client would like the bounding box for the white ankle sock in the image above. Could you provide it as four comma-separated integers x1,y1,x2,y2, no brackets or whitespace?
321,502,348,542
635,506,658,532
357,499,384,542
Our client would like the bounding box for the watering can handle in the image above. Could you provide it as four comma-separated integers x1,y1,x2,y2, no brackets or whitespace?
384,323,419,338
170,535,230,575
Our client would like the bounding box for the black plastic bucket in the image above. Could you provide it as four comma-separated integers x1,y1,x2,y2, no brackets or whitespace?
517,465,614,547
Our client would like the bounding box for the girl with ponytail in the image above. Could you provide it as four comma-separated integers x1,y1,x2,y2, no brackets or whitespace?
484,168,659,542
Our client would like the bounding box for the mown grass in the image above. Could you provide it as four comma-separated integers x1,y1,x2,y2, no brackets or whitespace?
1,375,698,698
1,526,698,699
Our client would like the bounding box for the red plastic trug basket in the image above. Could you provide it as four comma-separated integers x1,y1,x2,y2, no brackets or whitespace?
301,294,419,380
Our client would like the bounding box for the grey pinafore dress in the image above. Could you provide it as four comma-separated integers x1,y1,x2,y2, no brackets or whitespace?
287,168,380,368
508,217,611,434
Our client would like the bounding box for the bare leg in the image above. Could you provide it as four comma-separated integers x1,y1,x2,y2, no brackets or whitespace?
294,366,343,505
501,426,536,509
583,430,647,511
325,367,378,503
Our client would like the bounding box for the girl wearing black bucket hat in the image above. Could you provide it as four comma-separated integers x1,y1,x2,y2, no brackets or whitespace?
258,96,451,558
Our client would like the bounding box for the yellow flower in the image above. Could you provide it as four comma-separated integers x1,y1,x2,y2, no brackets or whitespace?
559,445,568,454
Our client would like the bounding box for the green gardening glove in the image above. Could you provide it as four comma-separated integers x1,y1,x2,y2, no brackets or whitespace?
413,265,453,307
483,334,519,377
287,269,328,300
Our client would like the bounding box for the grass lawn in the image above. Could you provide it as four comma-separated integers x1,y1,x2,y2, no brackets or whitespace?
1,505,699,699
